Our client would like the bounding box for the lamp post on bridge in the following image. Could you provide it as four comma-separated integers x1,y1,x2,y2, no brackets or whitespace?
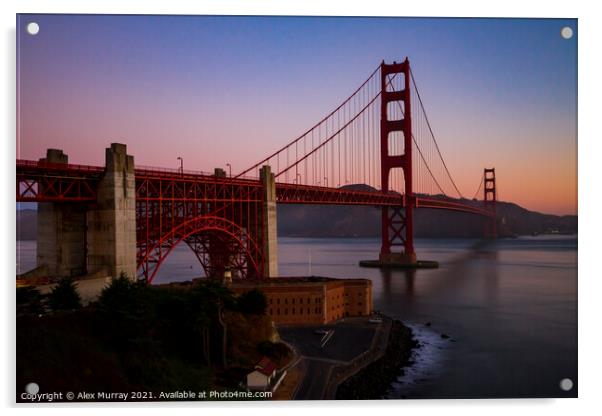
226,163,232,178
177,156,183,176
324,177,328,187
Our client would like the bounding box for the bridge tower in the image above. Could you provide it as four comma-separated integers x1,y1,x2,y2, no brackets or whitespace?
379,58,416,265
484,168,497,238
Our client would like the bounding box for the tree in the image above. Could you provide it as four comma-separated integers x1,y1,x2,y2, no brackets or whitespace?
190,280,236,367
48,277,81,311
16,286,45,315
237,289,267,315
97,272,146,312
96,273,154,346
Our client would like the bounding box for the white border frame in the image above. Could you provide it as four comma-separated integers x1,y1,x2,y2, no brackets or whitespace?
3,1,599,415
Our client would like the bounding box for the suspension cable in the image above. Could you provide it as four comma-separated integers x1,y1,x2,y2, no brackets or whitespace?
387,74,446,196
471,173,484,200
409,68,464,198
236,64,382,178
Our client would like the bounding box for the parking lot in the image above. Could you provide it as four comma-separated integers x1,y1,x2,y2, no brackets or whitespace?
279,318,377,362
277,317,382,399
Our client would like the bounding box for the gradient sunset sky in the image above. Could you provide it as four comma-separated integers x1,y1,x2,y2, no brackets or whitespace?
17,15,577,215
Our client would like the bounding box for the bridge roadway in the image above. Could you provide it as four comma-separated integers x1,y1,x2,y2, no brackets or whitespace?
16,159,493,217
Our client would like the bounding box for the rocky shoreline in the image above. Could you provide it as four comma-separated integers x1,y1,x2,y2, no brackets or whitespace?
335,319,418,400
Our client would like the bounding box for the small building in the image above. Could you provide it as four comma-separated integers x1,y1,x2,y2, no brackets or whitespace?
247,357,277,390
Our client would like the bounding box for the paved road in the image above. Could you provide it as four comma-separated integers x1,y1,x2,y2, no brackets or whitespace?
293,359,333,400
278,317,379,400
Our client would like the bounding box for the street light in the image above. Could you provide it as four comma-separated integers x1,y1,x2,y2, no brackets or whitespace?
226,163,232,178
177,157,183,176
324,177,328,187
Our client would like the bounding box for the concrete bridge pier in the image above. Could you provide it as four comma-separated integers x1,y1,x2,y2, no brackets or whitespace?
35,144,137,281
87,143,137,280
36,149,88,277
260,165,278,278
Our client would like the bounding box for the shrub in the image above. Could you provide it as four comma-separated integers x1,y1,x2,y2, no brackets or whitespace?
48,277,81,311
16,286,45,315
95,273,154,346
237,289,267,315
191,279,237,311
97,273,146,311
257,341,290,361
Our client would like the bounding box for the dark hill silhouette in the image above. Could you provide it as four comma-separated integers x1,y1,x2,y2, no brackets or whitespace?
278,184,577,238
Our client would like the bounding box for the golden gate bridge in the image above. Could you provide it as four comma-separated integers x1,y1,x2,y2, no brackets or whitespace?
17,58,497,283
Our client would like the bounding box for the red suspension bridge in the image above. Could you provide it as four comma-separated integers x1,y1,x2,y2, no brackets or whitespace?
17,58,497,283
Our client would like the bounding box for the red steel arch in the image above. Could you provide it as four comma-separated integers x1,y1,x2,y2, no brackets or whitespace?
137,215,263,284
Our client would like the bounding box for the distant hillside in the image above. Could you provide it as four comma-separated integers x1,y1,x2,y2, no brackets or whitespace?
17,190,577,241
277,184,577,238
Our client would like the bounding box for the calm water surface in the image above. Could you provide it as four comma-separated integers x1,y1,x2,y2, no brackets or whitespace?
17,236,577,398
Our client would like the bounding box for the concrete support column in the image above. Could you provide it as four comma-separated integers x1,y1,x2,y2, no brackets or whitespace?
87,143,137,279
36,149,87,277
260,165,278,278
